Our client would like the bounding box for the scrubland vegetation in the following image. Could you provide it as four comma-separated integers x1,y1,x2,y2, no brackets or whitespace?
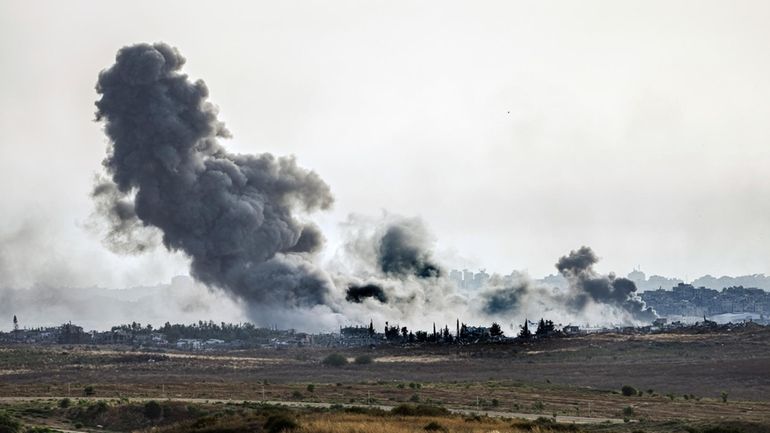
0,400,767,433
1,327,769,432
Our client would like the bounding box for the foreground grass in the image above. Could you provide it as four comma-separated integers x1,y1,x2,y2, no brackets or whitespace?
1,400,768,433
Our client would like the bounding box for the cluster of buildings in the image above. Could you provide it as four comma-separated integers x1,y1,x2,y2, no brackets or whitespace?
0,322,319,350
449,269,490,290
641,283,770,318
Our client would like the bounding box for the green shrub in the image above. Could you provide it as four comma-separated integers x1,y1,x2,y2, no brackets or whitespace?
322,353,348,367
409,394,420,402
621,385,638,397
58,398,71,408
291,390,303,399
391,404,449,417
306,384,315,393
354,355,373,365
0,411,21,433
512,417,579,432
264,414,298,433
83,385,95,396
144,401,163,419
92,400,109,414
424,421,448,432
343,406,387,416
623,406,635,417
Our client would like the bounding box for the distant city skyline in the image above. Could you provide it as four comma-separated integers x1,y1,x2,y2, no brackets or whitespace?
447,267,770,292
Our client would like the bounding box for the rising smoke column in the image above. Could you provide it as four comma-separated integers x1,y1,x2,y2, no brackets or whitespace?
378,220,441,278
93,42,334,307
556,246,656,322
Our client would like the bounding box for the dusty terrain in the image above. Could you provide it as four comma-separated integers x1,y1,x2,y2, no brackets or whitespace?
1,326,769,432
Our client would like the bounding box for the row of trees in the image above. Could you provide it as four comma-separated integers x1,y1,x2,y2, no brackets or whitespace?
108,321,286,342
378,318,559,343
517,318,556,339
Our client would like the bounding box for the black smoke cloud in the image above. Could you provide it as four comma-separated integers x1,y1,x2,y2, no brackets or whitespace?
482,282,526,315
93,42,333,308
346,284,388,303
378,222,441,279
556,246,656,321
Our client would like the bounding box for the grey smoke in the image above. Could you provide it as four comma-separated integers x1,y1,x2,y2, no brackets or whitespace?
556,246,656,321
93,42,333,308
91,177,159,254
346,283,388,303
378,220,441,278
477,248,657,324
482,282,526,315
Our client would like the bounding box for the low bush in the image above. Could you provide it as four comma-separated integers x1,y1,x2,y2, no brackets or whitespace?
144,401,163,419
621,385,638,397
264,414,298,433
424,421,448,432
512,417,579,432
343,406,388,416
0,411,21,433
92,401,109,414
322,353,348,367
391,404,449,417
354,355,373,365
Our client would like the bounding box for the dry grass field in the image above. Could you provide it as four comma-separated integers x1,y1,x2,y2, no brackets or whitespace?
1,326,769,432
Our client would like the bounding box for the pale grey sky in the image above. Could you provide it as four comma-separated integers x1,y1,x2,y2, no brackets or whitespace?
2,0,770,290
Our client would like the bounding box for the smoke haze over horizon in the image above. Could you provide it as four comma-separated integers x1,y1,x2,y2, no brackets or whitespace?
3,2,770,330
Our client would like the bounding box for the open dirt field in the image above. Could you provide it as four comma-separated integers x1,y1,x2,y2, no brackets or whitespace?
1,326,769,431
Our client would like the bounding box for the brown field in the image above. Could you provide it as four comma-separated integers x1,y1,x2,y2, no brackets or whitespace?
1,326,769,432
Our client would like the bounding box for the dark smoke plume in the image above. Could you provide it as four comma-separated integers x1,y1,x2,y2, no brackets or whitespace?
378,222,441,278
94,42,333,307
346,284,388,303
482,282,526,315
556,246,656,321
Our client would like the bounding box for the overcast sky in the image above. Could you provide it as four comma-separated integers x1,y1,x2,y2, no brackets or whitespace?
2,1,770,290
